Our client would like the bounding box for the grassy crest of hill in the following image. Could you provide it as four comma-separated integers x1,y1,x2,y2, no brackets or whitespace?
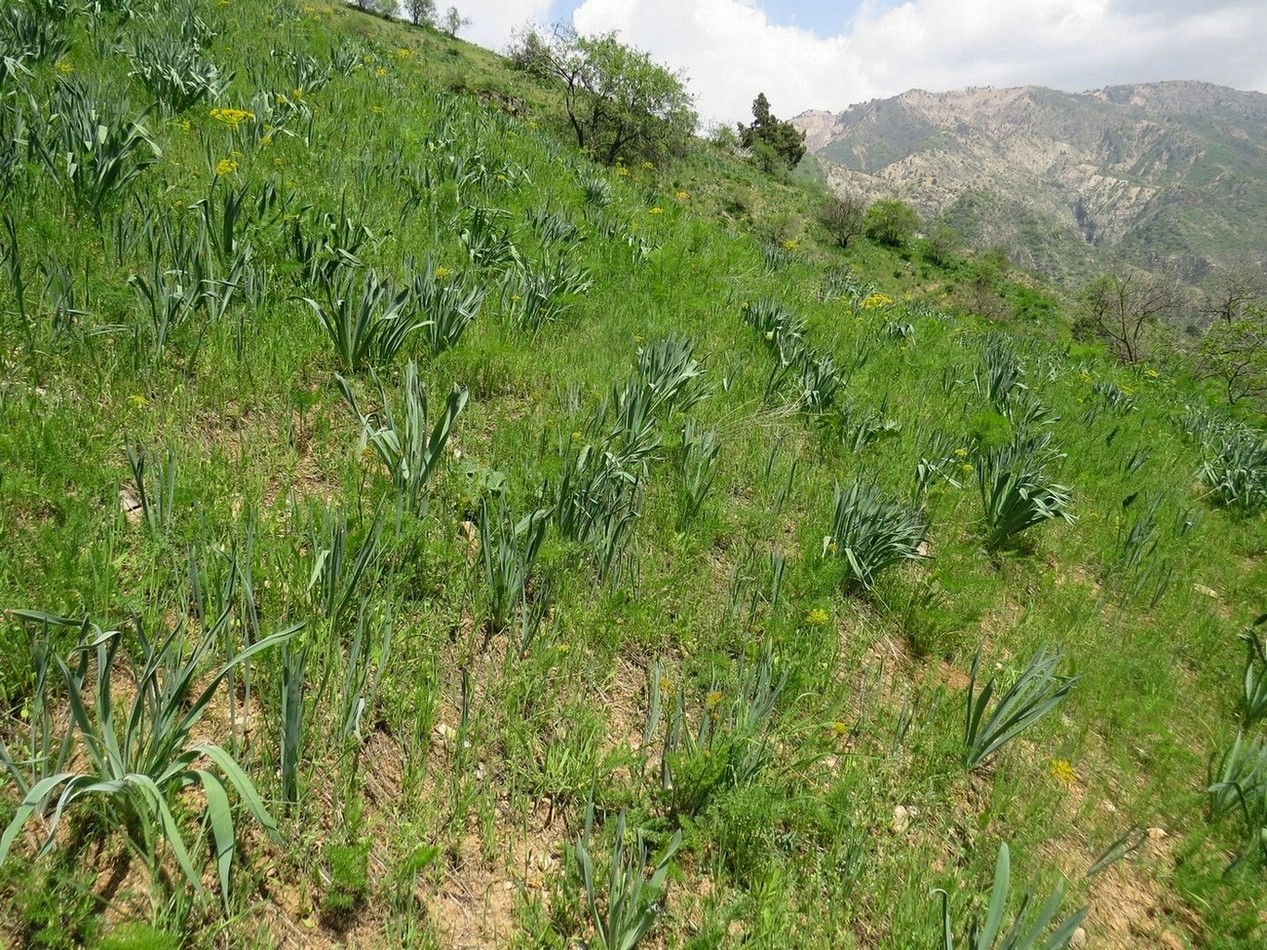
0,1,1265,947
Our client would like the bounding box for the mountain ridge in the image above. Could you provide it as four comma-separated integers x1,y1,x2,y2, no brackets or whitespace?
793,80,1267,287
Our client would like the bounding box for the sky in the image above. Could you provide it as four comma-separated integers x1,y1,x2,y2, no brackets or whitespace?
448,0,1267,127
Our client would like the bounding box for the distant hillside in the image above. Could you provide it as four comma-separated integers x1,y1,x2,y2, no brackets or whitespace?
794,81,1267,286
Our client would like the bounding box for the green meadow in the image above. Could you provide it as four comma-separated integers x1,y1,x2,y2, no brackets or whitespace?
0,1,1265,946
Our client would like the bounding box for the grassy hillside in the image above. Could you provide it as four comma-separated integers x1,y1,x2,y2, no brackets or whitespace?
1,1,1266,947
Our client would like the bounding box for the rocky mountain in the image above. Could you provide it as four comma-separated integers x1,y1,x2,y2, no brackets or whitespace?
794,81,1267,286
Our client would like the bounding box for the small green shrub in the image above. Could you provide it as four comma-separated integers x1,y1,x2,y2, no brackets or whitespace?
321,841,370,927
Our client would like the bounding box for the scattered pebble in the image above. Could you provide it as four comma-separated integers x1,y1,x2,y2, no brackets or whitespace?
892,804,917,834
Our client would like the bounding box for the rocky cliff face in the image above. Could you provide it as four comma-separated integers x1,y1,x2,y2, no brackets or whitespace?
794,81,1267,285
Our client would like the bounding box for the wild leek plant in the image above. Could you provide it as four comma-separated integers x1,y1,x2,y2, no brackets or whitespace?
741,298,805,354
0,612,298,907
579,171,613,207
459,205,519,269
963,646,1077,771
405,253,486,358
678,421,720,528
575,802,682,950
915,429,966,494
635,334,708,419
974,334,1024,411
338,599,395,746
935,843,1087,949
1207,731,1267,868
305,268,420,371
129,258,202,364
1110,493,1172,606
287,206,372,286
977,431,1073,549
553,438,641,579
1208,731,1267,820
1242,618,1267,725
1,2,70,71
34,78,160,219
279,644,305,810
795,349,841,415
302,503,384,628
126,34,228,114
502,251,591,333
1199,426,1267,511
825,480,929,593
0,621,76,798
336,361,468,519
124,440,177,536
660,647,787,815
479,498,549,633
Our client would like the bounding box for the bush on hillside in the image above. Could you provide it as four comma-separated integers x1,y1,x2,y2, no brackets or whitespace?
864,198,919,248
738,93,806,172
508,26,696,166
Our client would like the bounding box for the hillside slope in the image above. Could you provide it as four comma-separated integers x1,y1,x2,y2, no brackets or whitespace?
0,3,1265,948
795,82,1267,285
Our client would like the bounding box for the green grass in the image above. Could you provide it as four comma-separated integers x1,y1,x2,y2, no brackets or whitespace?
0,1,1265,947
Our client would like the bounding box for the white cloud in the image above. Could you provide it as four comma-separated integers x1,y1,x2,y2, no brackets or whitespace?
565,0,1267,125
452,0,554,52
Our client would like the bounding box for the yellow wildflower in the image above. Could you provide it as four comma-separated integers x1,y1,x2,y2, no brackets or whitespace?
215,158,238,176
649,207,663,215
705,690,723,708
830,721,848,737
56,61,73,75
953,448,968,458
616,166,629,177
375,67,388,78
804,607,829,627
209,107,254,128
675,191,689,201
642,160,654,170
434,266,451,280
128,394,148,409
782,238,799,251
1048,758,1076,785
860,292,894,310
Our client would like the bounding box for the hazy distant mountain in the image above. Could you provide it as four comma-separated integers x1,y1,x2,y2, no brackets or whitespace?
794,81,1267,286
